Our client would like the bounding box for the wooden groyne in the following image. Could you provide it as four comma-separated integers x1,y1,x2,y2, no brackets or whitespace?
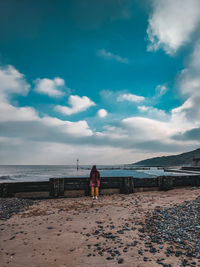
181,166,200,172
0,175,200,198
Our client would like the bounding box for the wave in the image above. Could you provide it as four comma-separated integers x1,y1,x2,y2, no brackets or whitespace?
13,174,25,178
0,175,14,180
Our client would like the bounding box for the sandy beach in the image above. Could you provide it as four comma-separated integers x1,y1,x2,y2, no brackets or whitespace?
1,187,200,267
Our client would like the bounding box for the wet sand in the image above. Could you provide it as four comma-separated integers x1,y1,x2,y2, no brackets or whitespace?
0,187,200,267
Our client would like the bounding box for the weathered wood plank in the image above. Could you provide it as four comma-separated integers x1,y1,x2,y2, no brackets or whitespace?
196,175,200,186
1,175,200,198
0,181,50,197
173,176,197,187
134,178,158,187
158,176,174,191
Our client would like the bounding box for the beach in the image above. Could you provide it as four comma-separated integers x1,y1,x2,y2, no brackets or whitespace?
1,187,200,267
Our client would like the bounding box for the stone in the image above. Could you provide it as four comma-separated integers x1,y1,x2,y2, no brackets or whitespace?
118,258,124,264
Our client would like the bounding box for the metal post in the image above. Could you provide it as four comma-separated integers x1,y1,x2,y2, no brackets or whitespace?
77,159,79,170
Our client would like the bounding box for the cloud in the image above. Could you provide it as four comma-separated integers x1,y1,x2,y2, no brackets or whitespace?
97,109,108,118
0,102,38,122
122,117,174,141
0,65,30,101
170,41,200,129
92,116,196,154
0,64,199,164
42,117,93,137
155,84,167,97
170,95,200,138
147,0,200,54
34,77,66,97
55,95,96,115
177,41,200,95
0,65,38,122
138,105,168,119
117,93,145,103
173,127,200,141
0,65,93,142
97,49,129,64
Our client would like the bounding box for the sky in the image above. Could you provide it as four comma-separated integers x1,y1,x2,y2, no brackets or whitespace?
0,0,200,165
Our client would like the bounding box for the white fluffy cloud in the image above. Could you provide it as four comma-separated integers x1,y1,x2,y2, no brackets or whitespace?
171,96,200,129
178,41,200,96
97,109,108,118
170,41,200,129
34,77,66,97
0,102,38,122
0,65,93,149
146,0,200,143
117,93,145,103
42,117,93,137
97,49,129,64
94,115,195,154
138,105,168,119
0,65,37,122
147,0,200,54
0,63,199,164
122,117,175,141
55,95,96,115
0,65,30,100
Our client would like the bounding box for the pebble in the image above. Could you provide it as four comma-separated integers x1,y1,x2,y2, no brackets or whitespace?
0,198,35,220
118,258,124,264
143,197,200,260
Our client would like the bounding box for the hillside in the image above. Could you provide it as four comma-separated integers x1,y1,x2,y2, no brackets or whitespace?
133,148,200,167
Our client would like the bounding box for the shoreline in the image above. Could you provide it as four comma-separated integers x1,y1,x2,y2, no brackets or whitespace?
1,165,200,184
1,187,200,267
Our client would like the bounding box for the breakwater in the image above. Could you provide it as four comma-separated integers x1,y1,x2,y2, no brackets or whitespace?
0,175,200,198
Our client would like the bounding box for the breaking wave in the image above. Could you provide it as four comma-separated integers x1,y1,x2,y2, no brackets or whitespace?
0,175,14,180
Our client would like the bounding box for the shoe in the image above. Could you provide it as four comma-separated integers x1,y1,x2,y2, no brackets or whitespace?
95,196,98,200
92,196,95,200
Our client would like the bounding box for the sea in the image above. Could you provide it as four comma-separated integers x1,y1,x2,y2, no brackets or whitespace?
0,165,189,183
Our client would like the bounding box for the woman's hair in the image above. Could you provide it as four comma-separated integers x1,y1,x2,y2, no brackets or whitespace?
92,165,97,171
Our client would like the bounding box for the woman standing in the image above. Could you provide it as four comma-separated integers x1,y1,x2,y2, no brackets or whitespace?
90,165,100,200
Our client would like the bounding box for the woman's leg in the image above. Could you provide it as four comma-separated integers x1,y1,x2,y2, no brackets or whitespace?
95,187,99,197
91,186,95,197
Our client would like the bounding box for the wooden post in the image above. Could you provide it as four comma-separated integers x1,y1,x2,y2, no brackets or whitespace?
0,183,8,197
120,177,133,194
158,176,174,191
85,178,90,196
0,183,13,197
49,178,64,197
196,175,200,187
58,178,64,196
129,177,135,193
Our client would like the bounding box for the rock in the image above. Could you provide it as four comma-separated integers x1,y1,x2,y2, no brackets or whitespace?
175,251,182,257
138,249,143,255
123,247,128,253
118,258,124,264
149,247,157,253
143,197,200,260
0,198,35,220
106,257,113,260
